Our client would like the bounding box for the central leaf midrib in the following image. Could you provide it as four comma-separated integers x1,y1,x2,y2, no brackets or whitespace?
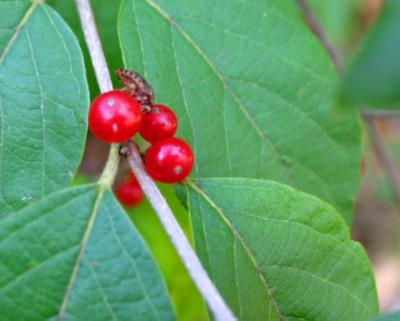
189,180,374,319
0,1,37,63
187,181,287,321
142,0,291,181
57,185,106,320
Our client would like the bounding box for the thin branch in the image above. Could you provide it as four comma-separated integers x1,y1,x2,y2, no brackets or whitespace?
75,0,236,320
127,142,236,321
297,0,400,119
297,0,400,212
361,109,400,119
75,0,112,93
367,118,400,208
296,0,343,74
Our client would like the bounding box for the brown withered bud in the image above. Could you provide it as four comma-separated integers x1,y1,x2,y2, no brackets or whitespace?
115,69,154,111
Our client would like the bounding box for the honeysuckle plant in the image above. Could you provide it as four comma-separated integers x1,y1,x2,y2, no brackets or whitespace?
1,0,399,320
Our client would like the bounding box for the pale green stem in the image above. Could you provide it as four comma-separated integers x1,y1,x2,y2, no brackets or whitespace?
99,144,120,187
75,0,237,320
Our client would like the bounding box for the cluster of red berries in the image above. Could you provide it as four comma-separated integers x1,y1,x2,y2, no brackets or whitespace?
88,70,194,207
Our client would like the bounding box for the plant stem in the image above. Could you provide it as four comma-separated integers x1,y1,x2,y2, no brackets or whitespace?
75,0,118,189
367,118,400,209
75,0,112,93
296,0,343,75
75,0,236,320
361,109,400,118
126,141,236,321
297,0,400,213
297,0,400,117
98,143,120,187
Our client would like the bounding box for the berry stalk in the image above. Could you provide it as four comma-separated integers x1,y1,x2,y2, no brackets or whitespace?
75,0,236,320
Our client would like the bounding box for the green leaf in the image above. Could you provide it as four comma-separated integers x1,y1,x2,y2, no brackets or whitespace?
0,185,177,321
342,0,400,107
0,0,31,53
118,0,361,224
370,312,400,321
0,2,89,215
129,184,207,321
48,0,123,96
186,178,379,321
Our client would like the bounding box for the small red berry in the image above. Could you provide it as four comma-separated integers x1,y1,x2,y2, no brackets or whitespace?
145,137,194,183
116,178,144,207
89,90,142,143
139,104,178,143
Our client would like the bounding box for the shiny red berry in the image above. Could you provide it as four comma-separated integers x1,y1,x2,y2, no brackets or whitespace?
89,90,142,143
139,104,178,143
116,178,144,207
145,137,194,183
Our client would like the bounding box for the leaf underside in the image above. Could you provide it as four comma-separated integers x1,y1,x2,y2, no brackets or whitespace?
187,178,378,321
118,0,361,224
0,185,176,321
0,1,89,216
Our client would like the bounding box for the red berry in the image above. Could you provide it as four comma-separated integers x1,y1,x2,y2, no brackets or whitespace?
139,104,178,143
89,90,142,143
145,137,194,183
116,179,144,207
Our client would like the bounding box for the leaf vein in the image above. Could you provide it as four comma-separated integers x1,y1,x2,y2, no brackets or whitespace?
171,15,333,85
266,265,372,315
143,0,291,181
85,258,119,321
188,181,287,321
169,26,200,176
56,186,104,321
105,200,162,321
0,244,79,293
0,1,37,63
25,27,46,197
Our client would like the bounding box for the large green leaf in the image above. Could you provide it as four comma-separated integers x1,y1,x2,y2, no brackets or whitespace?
186,178,379,321
0,2,89,215
118,0,361,224
370,312,400,321
342,0,400,107
0,185,176,321
69,176,207,320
